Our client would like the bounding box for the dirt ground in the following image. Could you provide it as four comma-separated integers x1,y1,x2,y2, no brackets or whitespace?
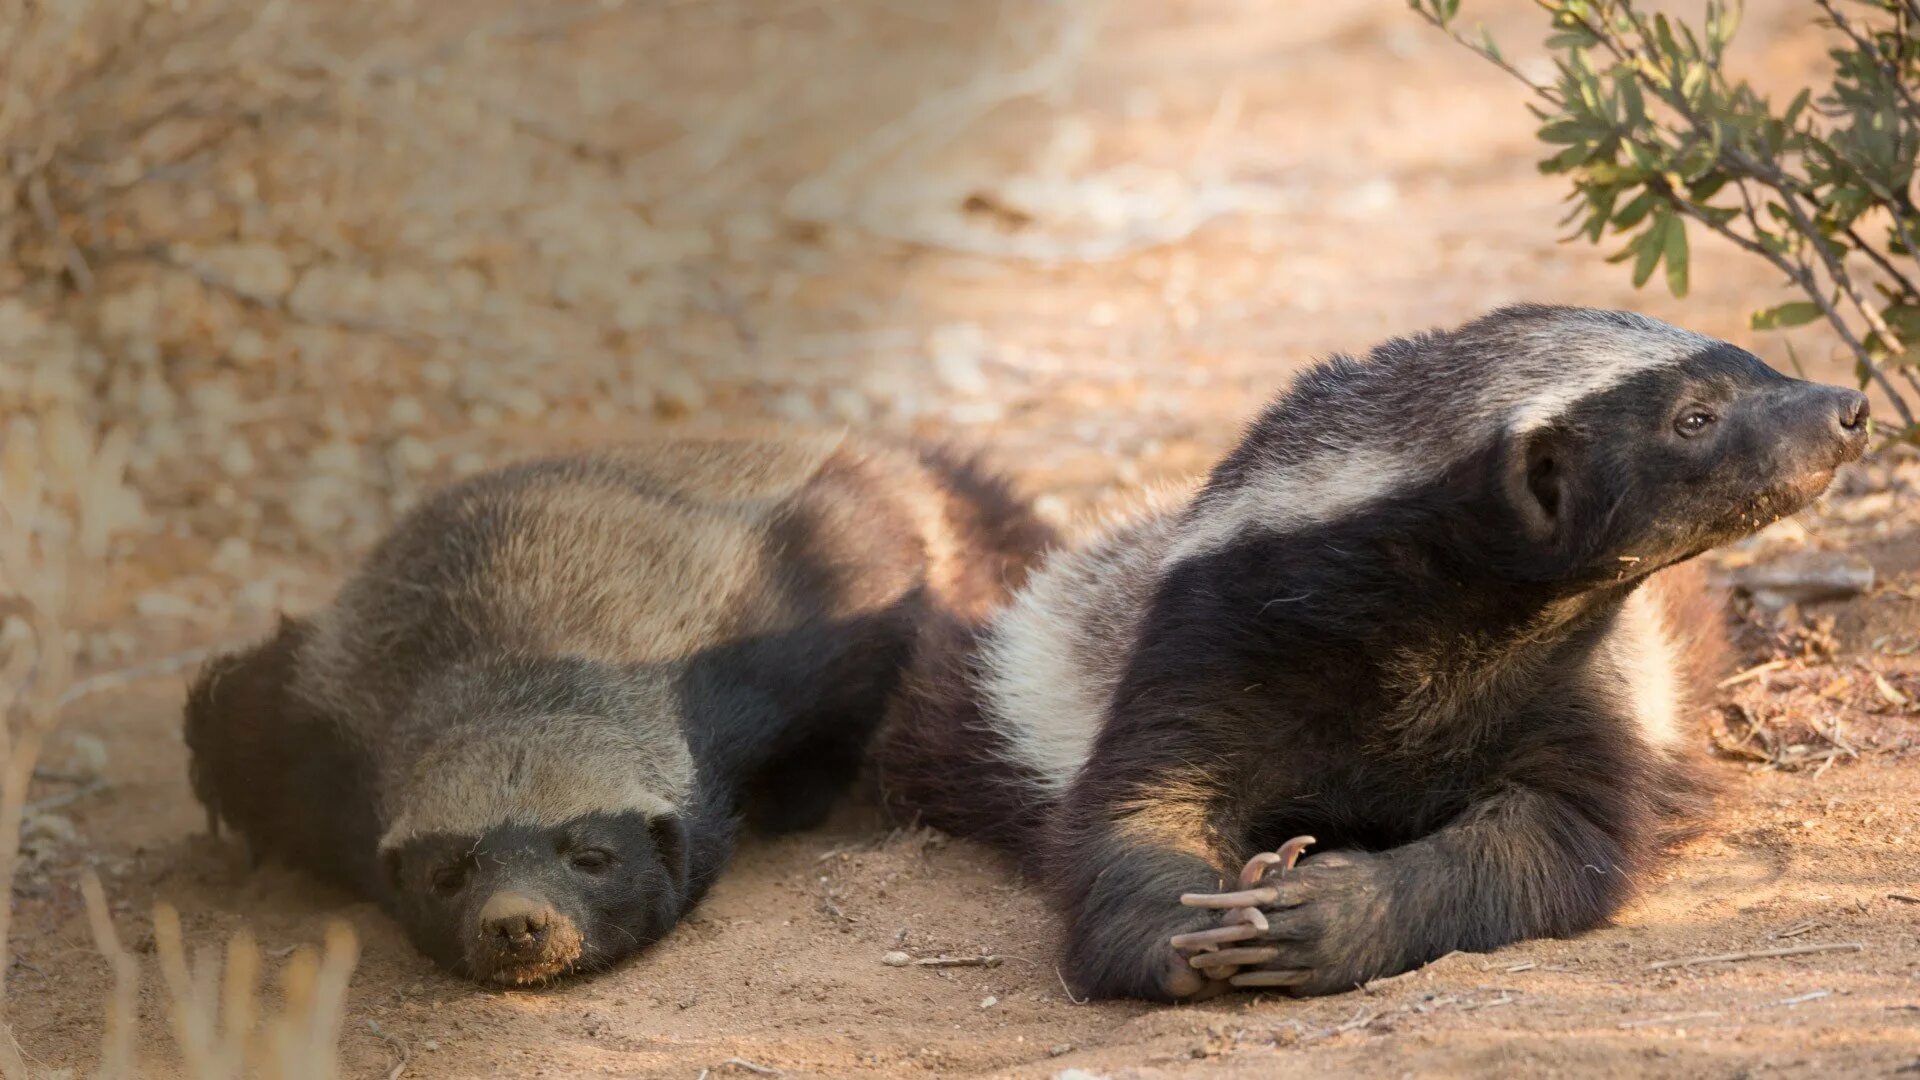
9,1,1920,1077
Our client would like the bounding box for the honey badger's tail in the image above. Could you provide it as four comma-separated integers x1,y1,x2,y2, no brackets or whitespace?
184,617,385,896
875,446,1061,858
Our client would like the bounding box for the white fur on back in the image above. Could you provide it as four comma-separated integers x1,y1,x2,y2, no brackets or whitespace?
982,489,1190,791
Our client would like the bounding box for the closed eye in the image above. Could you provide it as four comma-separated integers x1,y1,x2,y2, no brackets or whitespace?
430,861,472,897
570,849,614,874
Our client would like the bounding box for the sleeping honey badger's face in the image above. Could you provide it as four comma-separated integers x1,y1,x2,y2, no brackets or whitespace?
377,658,699,986
1481,316,1869,585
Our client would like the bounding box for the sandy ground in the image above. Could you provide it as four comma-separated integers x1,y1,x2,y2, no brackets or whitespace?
9,1,1920,1077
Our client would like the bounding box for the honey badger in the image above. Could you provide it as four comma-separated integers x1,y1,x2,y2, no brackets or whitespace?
878,305,1870,1001
186,431,1052,986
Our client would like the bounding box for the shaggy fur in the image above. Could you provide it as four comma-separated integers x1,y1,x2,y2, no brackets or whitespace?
877,305,1869,1001
186,431,1052,985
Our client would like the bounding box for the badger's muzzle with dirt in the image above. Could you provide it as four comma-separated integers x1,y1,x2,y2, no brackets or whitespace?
878,305,1869,1001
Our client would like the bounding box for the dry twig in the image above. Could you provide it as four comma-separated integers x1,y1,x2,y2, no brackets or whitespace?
1647,942,1864,971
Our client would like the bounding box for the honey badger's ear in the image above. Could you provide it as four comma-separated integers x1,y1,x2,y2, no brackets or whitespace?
381,848,406,893
649,814,690,888
1504,427,1567,543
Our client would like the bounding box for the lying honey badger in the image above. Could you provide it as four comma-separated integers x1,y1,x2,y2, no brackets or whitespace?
879,305,1871,1001
185,432,1052,986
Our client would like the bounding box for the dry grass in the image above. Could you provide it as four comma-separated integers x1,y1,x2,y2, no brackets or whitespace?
3,10,367,1067
0,409,361,1078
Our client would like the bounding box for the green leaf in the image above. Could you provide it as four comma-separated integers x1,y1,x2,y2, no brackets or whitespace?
1632,216,1668,287
1613,190,1657,230
1749,302,1824,330
1539,120,1597,145
1783,87,1812,130
1663,214,1690,297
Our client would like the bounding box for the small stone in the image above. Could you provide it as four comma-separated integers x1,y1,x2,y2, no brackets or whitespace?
25,813,76,844
388,396,426,429
1049,1044,1073,1057
979,995,997,1008
237,578,280,614
218,439,256,479
930,323,991,396
211,535,252,575
824,387,873,425
392,436,437,474
68,734,108,776
227,327,271,366
653,371,707,418
421,1040,440,1053
500,386,546,420
882,951,911,967
769,390,817,424
133,590,197,620
946,401,1005,425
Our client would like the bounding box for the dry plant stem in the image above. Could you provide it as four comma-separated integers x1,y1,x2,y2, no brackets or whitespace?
153,904,218,1077
80,871,138,1080
1646,941,1865,971
1414,3,1920,431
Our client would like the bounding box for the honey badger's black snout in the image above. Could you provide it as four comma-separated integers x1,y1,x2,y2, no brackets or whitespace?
1741,380,1869,513
481,892,555,954
471,890,581,984
1777,382,1869,462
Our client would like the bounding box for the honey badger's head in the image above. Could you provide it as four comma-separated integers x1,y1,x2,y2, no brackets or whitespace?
377,657,697,987
1471,308,1869,586
1186,305,1868,607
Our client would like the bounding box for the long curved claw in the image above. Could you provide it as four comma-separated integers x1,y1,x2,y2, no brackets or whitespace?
1271,835,1316,873
1180,886,1279,909
1169,924,1265,950
1229,969,1311,988
1178,835,1319,910
1229,906,1269,931
1189,946,1281,970
1237,851,1285,888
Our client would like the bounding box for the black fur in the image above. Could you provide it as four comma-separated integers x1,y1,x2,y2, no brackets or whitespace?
183,615,385,896
185,435,1050,986
881,306,1870,1001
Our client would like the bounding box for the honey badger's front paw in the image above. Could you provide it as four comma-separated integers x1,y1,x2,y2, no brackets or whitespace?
1174,840,1399,996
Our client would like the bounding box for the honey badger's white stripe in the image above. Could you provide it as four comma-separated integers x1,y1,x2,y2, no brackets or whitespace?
287,429,967,851
981,491,1189,795
379,704,697,849
1167,309,1713,566
1600,588,1684,748
989,307,1715,790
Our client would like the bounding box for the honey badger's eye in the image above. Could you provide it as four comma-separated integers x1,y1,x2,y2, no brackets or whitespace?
1673,408,1716,437
430,862,471,897
569,849,613,874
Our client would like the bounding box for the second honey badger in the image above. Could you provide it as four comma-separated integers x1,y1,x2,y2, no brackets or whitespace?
185,432,1052,986
879,305,1870,1000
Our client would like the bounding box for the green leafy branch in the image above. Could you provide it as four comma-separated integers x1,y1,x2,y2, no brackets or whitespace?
1411,0,1920,441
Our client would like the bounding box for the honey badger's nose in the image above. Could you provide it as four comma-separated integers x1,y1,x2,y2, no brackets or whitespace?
479,891,554,954
1835,386,1866,432
1829,386,1870,459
